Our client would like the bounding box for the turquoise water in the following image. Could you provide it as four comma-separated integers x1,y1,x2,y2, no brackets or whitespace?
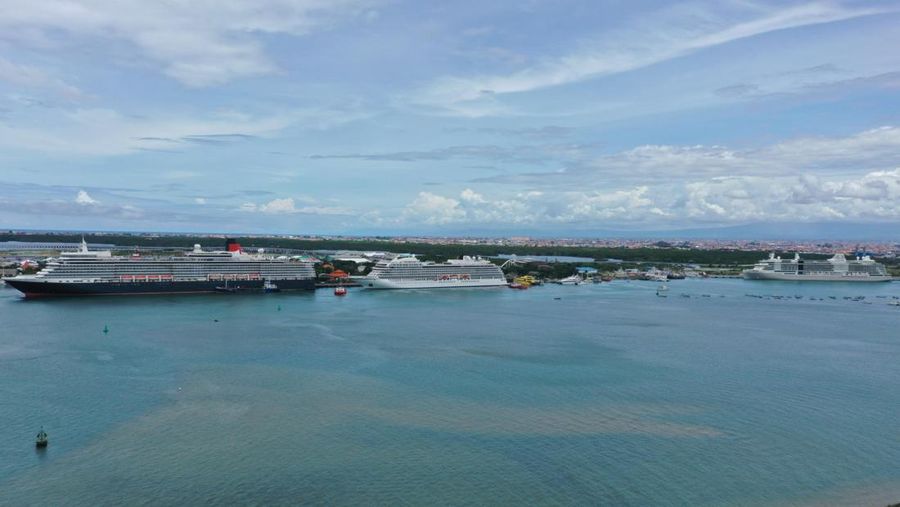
1,279,898,506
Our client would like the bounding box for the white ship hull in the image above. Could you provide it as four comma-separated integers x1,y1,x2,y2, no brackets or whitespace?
363,278,507,289
742,270,891,282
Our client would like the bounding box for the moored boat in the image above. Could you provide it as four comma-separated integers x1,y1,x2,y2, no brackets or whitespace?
362,256,506,289
3,239,316,297
558,275,582,285
742,253,890,282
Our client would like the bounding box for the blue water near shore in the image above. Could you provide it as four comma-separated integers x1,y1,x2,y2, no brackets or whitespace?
1,279,898,505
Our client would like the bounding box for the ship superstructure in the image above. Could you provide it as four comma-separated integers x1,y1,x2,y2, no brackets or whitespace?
4,239,316,296
363,256,507,289
742,253,890,282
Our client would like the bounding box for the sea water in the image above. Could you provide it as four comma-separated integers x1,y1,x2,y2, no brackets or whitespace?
1,279,898,506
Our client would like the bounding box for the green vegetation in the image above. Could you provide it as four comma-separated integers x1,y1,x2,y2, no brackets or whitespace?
0,232,825,267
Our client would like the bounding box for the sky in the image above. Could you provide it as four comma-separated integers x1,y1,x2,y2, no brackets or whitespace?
1,0,899,238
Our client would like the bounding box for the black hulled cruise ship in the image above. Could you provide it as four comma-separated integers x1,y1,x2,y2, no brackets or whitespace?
4,239,316,297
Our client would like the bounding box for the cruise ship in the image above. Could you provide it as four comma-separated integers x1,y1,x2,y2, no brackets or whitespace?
4,239,316,297
362,256,507,289
742,253,891,282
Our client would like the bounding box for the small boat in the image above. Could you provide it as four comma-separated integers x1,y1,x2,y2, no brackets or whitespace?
35,427,48,448
514,275,536,287
656,284,669,297
215,281,238,293
334,286,347,296
558,275,582,285
508,282,528,290
263,280,280,293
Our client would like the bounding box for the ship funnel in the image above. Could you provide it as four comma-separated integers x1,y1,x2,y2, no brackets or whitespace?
225,238,242,253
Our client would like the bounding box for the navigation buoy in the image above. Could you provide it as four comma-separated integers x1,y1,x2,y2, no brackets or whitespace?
103,325,109,334
35,427,48,448
277,305,282,311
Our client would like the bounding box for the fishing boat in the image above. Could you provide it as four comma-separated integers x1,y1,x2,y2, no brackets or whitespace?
35,427,48,448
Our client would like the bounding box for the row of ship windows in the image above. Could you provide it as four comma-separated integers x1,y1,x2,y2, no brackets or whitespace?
774,267,882,273
46,270,315,276
375,268,502,274
56,262,312,267
43,271,315,278
375,275,503,280
47,266,314,271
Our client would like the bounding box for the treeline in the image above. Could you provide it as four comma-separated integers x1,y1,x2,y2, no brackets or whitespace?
0,232,825,266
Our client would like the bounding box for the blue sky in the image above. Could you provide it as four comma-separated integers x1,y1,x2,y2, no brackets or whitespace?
1,0,899,237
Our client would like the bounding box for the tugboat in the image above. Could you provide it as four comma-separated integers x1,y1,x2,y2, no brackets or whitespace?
263,280,281,293
35,427,48,448
334,286,347,296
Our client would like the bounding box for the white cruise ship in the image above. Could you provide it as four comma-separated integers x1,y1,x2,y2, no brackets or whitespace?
742,253,891,282
4,239,316,297
362,256,507,289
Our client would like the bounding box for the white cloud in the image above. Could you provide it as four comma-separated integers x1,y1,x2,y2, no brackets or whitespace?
481,126,900,188
412,2,891,113
260,197,299,214
294,206,353,215
0,56,84,99
404,192,465,225
0,0,378,87
0,107,292,156
241,197,352,215
75,189,99,205
459,188,486,204
397,168,900,228
0,102,375,156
